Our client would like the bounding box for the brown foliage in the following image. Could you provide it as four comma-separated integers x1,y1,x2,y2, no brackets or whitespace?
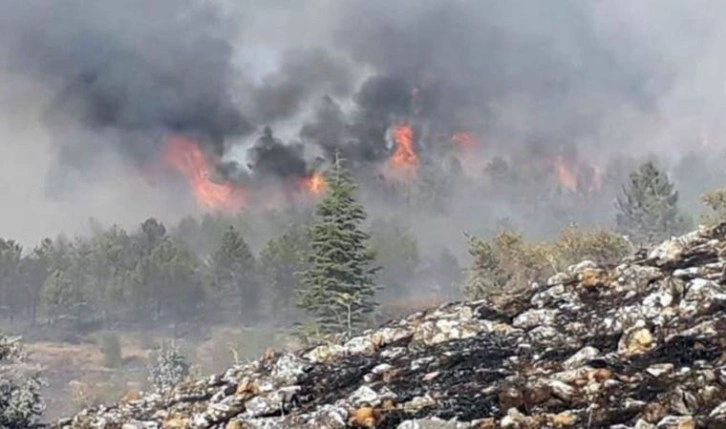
700,188,726,226
463,224,628,301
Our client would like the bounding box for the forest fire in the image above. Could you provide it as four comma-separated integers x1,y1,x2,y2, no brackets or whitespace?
451,132,477,151
389,124,419,175
554,155,603,194
554,156,578,192
162,135,246,211
301,171,326,195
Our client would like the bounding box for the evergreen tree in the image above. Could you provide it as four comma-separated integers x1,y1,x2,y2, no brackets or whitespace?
41,270,88,329
259,222,311,323
209,226,258,321
0,239,23,323
297,154,380,338
146,238,204,324
615,161,691,245
19,239,53,326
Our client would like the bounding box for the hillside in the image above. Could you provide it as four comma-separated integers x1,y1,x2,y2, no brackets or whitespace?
53,224,726,428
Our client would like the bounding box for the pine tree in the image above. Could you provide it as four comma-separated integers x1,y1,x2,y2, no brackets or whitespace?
209,226,258,321
615,161,691,245
259,222,311,323
297,153,380,338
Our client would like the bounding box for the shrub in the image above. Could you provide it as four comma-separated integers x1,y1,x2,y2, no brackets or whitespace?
147,341,190,390
463,224,630,301
0,374,44,428
554,223,629,268
0,334,44,428
700,189,726,226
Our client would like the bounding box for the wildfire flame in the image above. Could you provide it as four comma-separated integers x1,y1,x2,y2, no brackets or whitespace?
554,155,603,194
301,171,326,195
554,156,578,192
162,135,245,211
451,132,477,151
389,124,418,174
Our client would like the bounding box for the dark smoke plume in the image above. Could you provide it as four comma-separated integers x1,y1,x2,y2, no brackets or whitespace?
3,0,726,244
0,0,253,166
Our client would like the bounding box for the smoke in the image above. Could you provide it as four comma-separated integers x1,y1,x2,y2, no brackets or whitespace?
1,0,726,245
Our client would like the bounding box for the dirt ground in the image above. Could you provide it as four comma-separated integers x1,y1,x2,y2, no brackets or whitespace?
20,325,296,422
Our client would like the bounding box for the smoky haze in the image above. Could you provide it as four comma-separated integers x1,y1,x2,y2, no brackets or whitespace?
0,0,725,246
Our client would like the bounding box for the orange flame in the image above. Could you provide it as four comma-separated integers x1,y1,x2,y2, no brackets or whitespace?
554,155,603,194
162,135,245,211
554,156,578,192
389,124,418,173
451,132,477,151
301,171,326,195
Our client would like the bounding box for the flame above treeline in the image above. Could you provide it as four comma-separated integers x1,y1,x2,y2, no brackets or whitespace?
162,136,247,211
162,135,326,212
161,122,603,212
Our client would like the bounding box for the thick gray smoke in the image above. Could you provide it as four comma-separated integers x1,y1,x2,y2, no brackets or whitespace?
1,0,726,243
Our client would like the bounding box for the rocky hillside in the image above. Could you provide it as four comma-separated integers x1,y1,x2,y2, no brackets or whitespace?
53,225,726,428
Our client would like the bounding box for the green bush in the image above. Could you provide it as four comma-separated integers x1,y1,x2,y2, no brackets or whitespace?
0,334,45,428
147,341,190,390
463,224,630,301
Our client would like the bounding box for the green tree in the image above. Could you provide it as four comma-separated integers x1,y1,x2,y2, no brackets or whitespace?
0,239,23,323
146,238,205,325
42,270,88,329
83,226,137,324
259,222,311,323
615,161,691,245
209,226,259,321
19,238,54,325
297,154,380,338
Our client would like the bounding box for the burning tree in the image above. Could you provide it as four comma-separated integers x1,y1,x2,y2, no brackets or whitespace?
615,161,691,245
296,154,381,339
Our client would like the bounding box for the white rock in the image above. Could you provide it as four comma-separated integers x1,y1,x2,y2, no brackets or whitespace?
563,346,600,370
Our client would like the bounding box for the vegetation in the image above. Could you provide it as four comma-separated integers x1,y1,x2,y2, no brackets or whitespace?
147,341,190,390
0,334,45,428
700,188,726,226
463,224,629,301
615,161,691,245
296,155,381,339
209,226,259,321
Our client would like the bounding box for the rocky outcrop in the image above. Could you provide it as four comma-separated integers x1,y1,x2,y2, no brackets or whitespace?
53,225,726,428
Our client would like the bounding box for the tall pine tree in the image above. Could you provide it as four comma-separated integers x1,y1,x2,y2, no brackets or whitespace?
209,226,258,322
615,161,691,245
259,222,311,323
297,154,380,338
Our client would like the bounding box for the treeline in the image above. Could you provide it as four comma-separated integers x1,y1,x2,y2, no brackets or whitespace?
464,160,726,300
0,194,460,334
1,155,724,337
